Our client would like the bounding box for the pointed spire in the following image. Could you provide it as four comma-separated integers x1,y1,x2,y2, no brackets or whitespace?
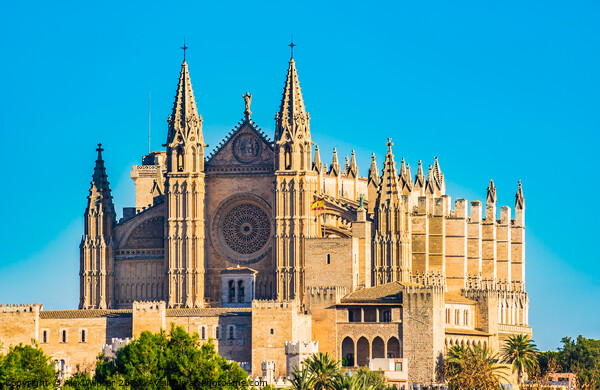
167,60,203,145
275,57,309,143
405,164,413,187
400,159,413,194
87,144,116,219
515,180,525,210
377,138,400,203
487,180,497,204
368,153,380,185
344,156,350,175
313,145,322,173
414,160,425,191
424,165,436,195
329,148,341,176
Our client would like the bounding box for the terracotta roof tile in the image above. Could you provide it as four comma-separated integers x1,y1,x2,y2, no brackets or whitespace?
340,281,420,303
40,309,132,319
166,308,251,317
444,293,477,305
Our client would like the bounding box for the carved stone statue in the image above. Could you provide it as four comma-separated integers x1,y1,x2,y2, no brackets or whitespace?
243,92,252,118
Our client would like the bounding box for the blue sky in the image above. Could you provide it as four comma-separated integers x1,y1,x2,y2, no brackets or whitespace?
0,1,598,351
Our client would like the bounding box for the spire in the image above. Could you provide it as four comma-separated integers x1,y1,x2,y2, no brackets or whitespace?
414,160,425,192
91,144,111,195
515,180,525,210
368,153,380,185
167,60,203,146
86,143,116,222
405,164,413,187
313,145,322,173
275,57,310,143
424,165,436,195
329,148,341,176
377,138,400,203
344,156,350,175
487,180,497,204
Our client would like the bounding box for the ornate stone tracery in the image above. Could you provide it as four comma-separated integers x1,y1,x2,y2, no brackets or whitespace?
211,193,273,264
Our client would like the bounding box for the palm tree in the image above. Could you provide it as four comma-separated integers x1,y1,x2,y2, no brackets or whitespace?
500,334,539,385
443,344,508,390
332,373,375,390
304,352,341,390
289,365,315,390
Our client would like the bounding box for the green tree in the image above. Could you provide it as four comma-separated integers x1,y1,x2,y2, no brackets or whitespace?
304,352,341,390
501,334,539,385
95,324,250,389
0,342,57,389
333,373,375,390
442,344,507,390
557,336,600,390
355,366,392,390
289,365,316,390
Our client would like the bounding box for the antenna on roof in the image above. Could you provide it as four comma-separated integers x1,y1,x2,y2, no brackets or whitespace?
148,88,151,154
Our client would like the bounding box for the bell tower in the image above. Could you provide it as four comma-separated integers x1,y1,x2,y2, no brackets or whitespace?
80,144,116,309
273,46,318,301
164,57,206,308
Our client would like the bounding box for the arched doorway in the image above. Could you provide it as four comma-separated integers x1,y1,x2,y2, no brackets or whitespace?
372,337,385,359
387,337,400,358
341,337,354,367
357,337,370,367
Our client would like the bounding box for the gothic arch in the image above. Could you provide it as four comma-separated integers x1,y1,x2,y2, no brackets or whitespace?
341,337,354,367
387,336,400,358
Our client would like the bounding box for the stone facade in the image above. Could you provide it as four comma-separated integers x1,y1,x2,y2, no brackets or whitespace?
0,53,531,386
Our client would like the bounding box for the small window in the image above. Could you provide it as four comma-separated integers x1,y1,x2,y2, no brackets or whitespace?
238,281,245,303
61,330,67,343
464,310,469,327
382,310,391,322
455,309,460,325
80,330,86,343
201,327,206,340
445,308,451,324
395,362,403,371
326,254,331,264
270,328,274,335
348,309,354,322
216,327,220,339
42,330,47,343
229,327,235,340
229,280,235,303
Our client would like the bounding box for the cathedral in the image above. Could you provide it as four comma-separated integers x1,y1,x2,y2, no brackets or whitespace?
0,51,531,387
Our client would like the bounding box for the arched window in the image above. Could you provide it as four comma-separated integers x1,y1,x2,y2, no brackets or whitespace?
455,309,460,325
299,144,305,170
216,327,220,339
326,254,331,264
201,326,206,340
81,330,86,343
61,330,67,343
229,326,235,340
228,280,235,303
237,280,245,303
270,328,274,335
445,308,451,324
464,310,469,327
284,145,292,170
177,148,184,172
42,330,47,343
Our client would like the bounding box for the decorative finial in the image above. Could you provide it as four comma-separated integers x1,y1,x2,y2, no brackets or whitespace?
242,92,252,119
181,37,189,61
289,35,296,59
96,143,104,154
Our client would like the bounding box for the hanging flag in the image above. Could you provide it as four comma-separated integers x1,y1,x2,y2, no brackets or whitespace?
311,198,325,210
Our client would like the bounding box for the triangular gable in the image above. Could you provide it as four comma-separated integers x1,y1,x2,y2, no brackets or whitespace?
205,119,274,172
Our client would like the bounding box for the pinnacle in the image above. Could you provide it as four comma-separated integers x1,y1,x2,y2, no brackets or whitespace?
168,60,202,145
487,180,497,204
275,58,308,142
369,153,380,184
515,180,525,210
313,145,322,172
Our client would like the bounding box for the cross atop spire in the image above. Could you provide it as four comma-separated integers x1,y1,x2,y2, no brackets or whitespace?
289,35,296,59
181,38,189,62
96,143,104,154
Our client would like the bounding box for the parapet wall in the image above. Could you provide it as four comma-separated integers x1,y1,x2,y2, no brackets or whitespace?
132,300,166,337
0,304,42,352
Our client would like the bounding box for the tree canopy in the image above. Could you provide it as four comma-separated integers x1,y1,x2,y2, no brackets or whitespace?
0,342,57,389
442,344,508,390
95,324,251,389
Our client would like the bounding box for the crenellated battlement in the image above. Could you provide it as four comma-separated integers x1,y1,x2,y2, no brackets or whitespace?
132,301,166,311
0,304,42,313
411,271,446,288
252,300,296,310
285,341,318,355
